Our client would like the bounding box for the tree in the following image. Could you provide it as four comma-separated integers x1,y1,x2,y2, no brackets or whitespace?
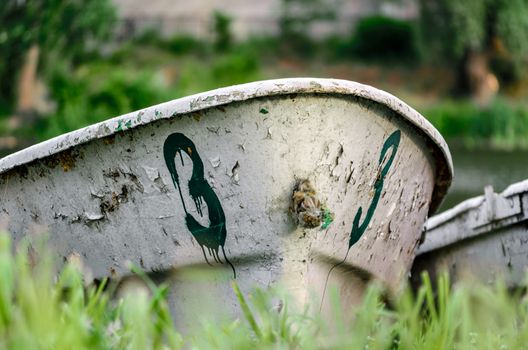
0,0,116,113
212,11,232,52
419,0,528,101
278,0,341,56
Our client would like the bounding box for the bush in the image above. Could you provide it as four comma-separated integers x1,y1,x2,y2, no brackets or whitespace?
132,27,164,47
39,63,170,140
211,51,260,85
277,0,338,58
128,29,209,57
0,0,116,114
33,49,261,142
165,35,207,56
176,50,261,94
423,99,528,149
322,35,354,61
236,36,281,62
279,31,318,58
212,11,233,52
350,16,419,62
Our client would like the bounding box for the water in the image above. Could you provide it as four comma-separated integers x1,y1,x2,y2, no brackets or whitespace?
438,148,528,213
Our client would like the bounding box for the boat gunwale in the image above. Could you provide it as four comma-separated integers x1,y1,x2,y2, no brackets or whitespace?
426,178,528,232
418,178,528,254
0,78,453,212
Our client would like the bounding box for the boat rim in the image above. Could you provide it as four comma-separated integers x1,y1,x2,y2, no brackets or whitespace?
0,78,453,213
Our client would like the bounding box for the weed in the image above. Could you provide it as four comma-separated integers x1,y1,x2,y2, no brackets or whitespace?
1,232,527,349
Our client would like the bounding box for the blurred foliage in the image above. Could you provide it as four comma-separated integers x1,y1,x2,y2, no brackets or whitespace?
165,35,208,56
419,0,528,86
212,11,233,52
236,36,282,62
278,0,340,57
33,47,261,140
321,35,353,61
1,0,528,153
2,232,528,349
0,0,116,111
174,51,261,96
424,99,528,149
39,62,169,140
350,16,419,62
132,27,165,47
420,0,528,61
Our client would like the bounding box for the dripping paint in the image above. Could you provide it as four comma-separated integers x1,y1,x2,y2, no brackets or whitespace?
320,129,401,309
163,132,236,278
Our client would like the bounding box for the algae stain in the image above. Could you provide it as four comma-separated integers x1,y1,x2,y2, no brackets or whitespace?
115,119,132,132
115,120,124,132
321,207,334,230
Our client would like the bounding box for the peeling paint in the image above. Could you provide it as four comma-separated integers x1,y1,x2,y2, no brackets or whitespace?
208,156,221,168
265,127,272,139
143,166,160,181
85,212,104,221
229,161,240,184
207,126,221,134
99,185,130,215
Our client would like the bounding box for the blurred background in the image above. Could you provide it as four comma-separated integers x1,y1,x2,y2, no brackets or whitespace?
1,0,528,212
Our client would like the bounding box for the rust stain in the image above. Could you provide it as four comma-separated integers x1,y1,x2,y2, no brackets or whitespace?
291,179,333,228
102,135,115,145
18,165,29,179
99,185,129,215
2,164,30,180
42,149,82,172
191,112,202,121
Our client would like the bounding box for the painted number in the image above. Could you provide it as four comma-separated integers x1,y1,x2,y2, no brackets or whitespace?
164,133,236,278
349,129,401,248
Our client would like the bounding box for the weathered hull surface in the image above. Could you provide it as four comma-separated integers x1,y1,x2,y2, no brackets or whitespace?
413,180,528,289
0,79,452,325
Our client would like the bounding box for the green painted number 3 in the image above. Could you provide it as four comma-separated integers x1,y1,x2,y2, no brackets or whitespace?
348,129,401,248
164,133,236,278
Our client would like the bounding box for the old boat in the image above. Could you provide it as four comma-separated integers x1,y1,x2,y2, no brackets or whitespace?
413,180,528,288
0,78,452,325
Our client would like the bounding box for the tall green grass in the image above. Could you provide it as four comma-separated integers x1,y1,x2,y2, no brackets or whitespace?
1,231,527,349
